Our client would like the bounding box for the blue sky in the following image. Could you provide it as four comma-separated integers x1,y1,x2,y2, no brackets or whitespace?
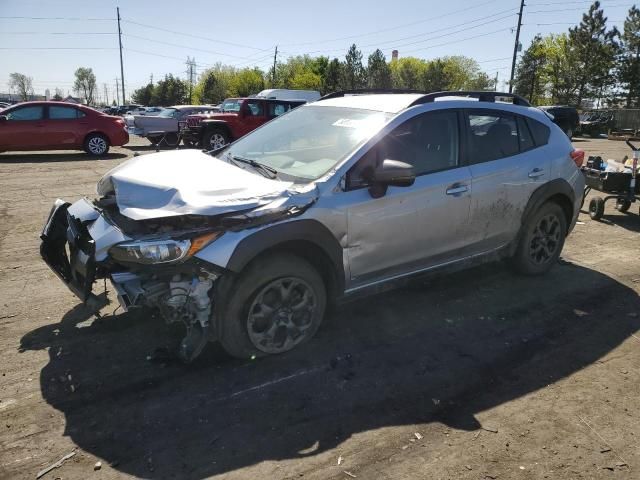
0,0,635,102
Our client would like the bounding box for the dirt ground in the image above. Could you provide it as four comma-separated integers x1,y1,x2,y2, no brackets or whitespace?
0,136,639,480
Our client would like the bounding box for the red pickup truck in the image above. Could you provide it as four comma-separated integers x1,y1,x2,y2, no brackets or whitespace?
181,97,305,149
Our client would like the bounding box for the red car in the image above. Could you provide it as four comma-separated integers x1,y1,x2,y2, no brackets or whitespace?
0,101,129,155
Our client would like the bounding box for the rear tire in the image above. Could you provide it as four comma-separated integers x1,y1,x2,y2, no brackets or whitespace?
511,202,567,276
218,254,326,359
589,197,605,220
203,128,228,151
84,133,110,156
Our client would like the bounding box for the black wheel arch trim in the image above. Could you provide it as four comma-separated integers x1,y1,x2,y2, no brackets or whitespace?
225,219,345,296
200,120,232,138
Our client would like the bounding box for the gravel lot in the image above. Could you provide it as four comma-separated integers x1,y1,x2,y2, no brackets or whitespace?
1,136,639,480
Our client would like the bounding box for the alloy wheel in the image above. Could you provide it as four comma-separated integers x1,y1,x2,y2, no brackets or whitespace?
528,214,561,264
88,136,107,155
209,133,226,149
247,277,317,354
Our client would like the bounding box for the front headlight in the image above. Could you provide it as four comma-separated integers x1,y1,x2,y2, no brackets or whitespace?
109,232,220,265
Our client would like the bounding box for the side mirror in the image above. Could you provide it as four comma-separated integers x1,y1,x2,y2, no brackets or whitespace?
367,159,415,198
0,115,7,122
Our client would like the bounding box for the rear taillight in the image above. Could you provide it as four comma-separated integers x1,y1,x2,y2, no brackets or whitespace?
570,149,584,167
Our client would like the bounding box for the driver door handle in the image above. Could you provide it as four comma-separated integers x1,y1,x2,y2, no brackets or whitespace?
446,184,469,195
528,168,545,178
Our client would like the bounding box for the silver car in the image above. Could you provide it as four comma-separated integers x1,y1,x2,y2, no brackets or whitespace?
40,91,585,362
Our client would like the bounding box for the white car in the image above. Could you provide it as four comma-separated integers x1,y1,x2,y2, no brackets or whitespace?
125,105,212,144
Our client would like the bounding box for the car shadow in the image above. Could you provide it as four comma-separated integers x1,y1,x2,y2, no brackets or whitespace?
0,152,128,163
19,261,640,478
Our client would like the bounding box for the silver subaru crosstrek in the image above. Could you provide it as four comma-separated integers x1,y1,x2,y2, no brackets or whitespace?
41,91,585,362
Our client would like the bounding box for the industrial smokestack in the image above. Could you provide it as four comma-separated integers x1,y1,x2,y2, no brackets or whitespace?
392,50,399,61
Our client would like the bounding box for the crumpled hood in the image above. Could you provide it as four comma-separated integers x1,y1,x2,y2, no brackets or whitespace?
98,150,294,220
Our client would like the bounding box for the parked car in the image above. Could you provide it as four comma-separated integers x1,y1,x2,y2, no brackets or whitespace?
0,101,11,110
140,107,164,116
579,110,615,137
125,105,212,145
539,105,579,138
255,89,321,102
0,101,128,155
40,90,584,362
181,97,305,149
115,104,143,116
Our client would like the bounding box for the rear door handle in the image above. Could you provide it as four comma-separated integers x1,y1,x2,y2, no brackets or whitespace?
528,168,545,178
446,184,469,195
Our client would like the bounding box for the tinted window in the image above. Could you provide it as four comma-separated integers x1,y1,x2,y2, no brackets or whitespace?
526,117,550,146
245,101,264,116
268,102,290,117
49,106,82,119
6,106,44,121
348,111,459,188
467,112,518,163
517,116,535,151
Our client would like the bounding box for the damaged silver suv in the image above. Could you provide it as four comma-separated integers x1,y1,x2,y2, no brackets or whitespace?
41,91,585,362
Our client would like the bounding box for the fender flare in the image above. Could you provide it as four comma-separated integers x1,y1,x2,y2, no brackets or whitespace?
200,120,232,139
521,178,575,223
226,219,345,295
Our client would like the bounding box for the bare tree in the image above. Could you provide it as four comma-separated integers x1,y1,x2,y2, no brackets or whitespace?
73,67,97,104
9,72,34,101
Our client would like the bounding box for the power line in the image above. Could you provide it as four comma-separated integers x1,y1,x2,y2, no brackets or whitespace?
0,16,113,20
0,31,117,35
280,0,501,47
0,47,117,50
401,27,515,56
121,19,269,52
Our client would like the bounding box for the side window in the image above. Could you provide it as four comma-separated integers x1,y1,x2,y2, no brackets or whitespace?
268,102,289,117
526,117,551,146
245,101,264,117
347,111,459,189
517,116,535,151
5,106,44,121
49,106,80,119
467,111,519,163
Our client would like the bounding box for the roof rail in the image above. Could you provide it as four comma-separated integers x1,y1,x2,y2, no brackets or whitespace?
320,89,427,100
410,91,531,107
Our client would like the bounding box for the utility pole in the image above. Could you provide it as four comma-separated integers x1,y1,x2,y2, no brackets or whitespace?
272,45,278,87
117,7,126,104
115,78,120,105
103,83,109,106
509,0,525,93
185,57,196,103
494,71,499,91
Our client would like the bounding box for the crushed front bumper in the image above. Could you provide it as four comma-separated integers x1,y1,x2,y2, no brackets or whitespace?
40,199,100,306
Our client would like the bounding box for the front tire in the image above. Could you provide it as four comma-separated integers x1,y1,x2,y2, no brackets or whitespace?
84,134,110,156
203,128,228,151
218,254,326,359
511,202,567,275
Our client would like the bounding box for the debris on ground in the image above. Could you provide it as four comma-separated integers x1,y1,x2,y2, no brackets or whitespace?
600,447,612,453
94,461,102,471
414,432,423,440
343,471,357,478
481,426,499,433
36,451,76,479
573,309,589,317
337,456,343,465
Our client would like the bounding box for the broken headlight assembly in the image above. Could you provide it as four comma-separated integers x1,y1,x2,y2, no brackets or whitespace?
109,232,221,265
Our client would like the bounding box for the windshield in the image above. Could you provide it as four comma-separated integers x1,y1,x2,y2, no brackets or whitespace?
221,99,242,112
218,105,391,182
158,108,178,118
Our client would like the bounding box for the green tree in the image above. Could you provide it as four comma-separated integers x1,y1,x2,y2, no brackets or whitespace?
9,72,33,101
342,44,366,89
391,57,427,89
52,88,64,101
323,58,342,93
568,1,619,106
422,59,452,91
514,35,548,103
367,49,392,89
73,67,97,104
150,74,188,106
131,82,154,105
229,68,265,97
619,5,640,107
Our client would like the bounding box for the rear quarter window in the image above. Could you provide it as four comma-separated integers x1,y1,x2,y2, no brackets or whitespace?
525,117,550,146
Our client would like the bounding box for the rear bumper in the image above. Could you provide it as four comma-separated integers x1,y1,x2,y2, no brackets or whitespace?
40,199,100,304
